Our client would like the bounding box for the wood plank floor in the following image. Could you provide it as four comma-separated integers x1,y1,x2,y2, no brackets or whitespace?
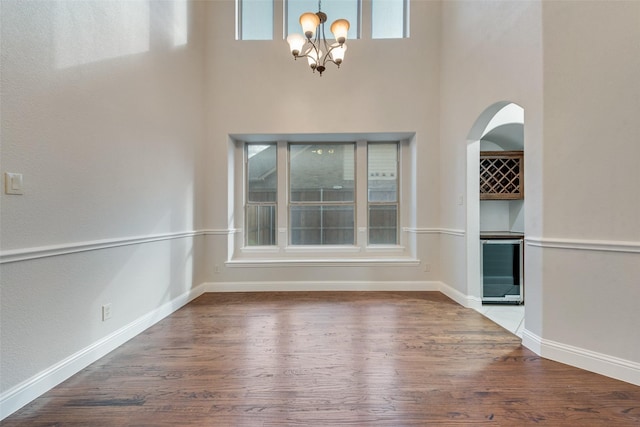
3,292,639,426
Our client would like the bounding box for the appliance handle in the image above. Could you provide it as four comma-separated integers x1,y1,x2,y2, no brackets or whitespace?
482,239,523,245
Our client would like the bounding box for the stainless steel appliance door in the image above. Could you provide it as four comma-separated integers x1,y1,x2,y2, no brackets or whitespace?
481,239,523,303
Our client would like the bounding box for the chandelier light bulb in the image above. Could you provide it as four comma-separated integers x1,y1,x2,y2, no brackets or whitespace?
331,43,347,65
286,33,306,56
330,19,350,45
299,12,320,39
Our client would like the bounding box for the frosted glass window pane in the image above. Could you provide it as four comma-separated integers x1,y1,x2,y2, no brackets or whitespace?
287,0,358,40
372,0,406,39
240,0,273,40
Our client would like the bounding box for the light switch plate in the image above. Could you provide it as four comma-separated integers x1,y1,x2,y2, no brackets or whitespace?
4,172,24,195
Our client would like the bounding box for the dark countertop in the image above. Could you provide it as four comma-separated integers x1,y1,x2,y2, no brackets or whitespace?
480,231,525,239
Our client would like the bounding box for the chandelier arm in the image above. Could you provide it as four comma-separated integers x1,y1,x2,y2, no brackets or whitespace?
293,40,322,72
324,43,338,63
293,46,313,60
324,58,341,67
306,40,321,59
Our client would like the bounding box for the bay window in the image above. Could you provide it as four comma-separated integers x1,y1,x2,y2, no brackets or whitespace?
241,138,406,257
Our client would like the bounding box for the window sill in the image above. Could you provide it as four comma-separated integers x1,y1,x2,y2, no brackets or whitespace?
240,244,405,254
226,258,420,268
233,244,416,267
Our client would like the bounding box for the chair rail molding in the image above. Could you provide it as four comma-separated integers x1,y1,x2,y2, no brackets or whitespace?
525,236,640,254
0,231,203,264
404,227,466,237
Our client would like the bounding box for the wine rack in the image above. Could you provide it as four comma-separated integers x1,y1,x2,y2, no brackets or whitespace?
480,151,523,200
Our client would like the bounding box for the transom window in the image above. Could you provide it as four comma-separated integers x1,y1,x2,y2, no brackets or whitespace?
237,0,274,40
371,0,408,39
236,0,408,41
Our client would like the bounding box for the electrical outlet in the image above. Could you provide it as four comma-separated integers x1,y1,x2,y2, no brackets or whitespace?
424,263,431,272
214,265,221,274
102,304,112,321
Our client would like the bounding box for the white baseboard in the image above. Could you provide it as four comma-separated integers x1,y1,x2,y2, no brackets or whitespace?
438,281,483,311
522,329,640,387
0,283,207,420
203,280,441,292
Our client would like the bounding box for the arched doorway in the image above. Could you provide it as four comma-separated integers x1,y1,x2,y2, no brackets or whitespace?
466,102,525,335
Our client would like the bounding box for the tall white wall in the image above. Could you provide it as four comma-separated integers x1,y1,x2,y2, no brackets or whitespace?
0,0,207,411
202,0,442,286
534,0,640,378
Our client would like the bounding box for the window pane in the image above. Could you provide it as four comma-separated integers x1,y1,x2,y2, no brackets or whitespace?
369,205,397,244
287,0,359,40
372,0,406,39
368,143,398,202
248,144,277,202
239,0,273,40
246,205,276,245
290,206,355,245
290,144,355,202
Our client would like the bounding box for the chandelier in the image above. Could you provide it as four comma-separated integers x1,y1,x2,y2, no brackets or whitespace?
286,0,350,76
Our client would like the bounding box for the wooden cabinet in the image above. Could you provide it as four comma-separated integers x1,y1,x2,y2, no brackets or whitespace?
480,151,524,200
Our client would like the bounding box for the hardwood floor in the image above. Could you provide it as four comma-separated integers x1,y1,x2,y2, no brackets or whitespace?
3,292,639,426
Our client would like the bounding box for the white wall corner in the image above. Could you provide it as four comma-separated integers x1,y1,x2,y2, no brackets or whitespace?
0,283,208,421
438,281,483,311
522,329,640,387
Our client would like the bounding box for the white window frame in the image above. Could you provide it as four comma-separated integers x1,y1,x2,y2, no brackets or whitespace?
231,135,415,265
